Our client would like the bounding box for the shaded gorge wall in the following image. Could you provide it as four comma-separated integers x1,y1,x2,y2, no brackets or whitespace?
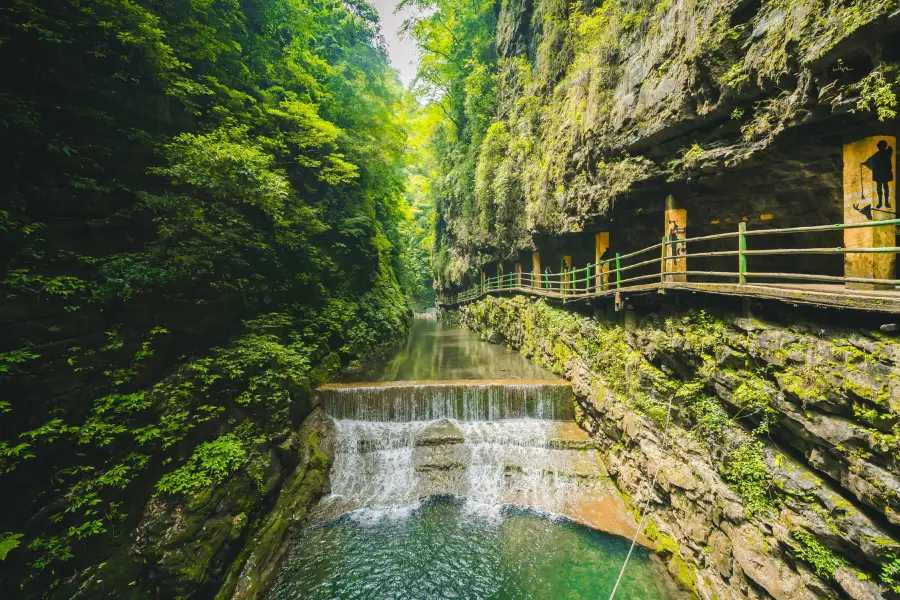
446,295,900,600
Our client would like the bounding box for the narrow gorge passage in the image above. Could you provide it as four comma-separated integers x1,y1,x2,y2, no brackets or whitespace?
267,318,683,599
3,0,898,598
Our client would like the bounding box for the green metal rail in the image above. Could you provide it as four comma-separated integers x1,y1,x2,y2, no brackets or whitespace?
441,219,900,306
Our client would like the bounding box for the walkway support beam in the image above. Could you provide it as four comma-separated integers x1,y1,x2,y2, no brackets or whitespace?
843,135,897,290
596,232,610,291
664,196,687,283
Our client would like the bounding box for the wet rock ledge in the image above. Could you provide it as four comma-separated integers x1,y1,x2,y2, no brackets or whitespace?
449,295,900,600
130,409,335,600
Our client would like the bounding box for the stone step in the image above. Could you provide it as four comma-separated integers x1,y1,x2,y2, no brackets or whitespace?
353,420,596,452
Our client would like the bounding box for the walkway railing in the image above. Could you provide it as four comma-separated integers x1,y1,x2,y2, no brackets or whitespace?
441,219,900,307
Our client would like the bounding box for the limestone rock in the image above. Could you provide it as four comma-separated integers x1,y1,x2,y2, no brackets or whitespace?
414,419,465,446
834,567,887,600
218,409,335,600
728,524,815,600
455,296,900,600
707,528,733,578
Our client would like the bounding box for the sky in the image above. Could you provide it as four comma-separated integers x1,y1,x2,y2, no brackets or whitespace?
371,0,420,87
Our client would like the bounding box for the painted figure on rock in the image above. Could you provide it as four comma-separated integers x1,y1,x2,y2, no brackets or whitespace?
668,219,686,258
861,140,894,209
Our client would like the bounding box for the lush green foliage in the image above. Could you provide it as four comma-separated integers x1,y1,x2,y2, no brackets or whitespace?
394,100,441,310
793,530,845,579
156,433,250,495
721,441,775,516
882,553,900,593
854,62,900,122
400,0,503,285
0,534,23,562
0,0,429,595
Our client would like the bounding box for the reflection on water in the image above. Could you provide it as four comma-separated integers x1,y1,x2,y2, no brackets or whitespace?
369,318,558,381
267,497,679,600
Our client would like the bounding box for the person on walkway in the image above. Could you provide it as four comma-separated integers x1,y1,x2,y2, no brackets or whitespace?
862,140,894,210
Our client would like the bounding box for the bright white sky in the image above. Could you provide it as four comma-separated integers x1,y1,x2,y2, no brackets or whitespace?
371,0,420,87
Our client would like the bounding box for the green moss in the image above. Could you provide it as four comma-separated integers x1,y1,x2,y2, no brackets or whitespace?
668,554,700,597
864,536,900,549
645,520,699,597
645,519,679,555
307,431,328,471
778,368,828,404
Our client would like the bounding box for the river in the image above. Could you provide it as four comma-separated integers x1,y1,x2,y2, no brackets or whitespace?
266,318,682,599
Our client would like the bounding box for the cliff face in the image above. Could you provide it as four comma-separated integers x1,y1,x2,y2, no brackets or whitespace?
435,0,899,283
449,296,900,600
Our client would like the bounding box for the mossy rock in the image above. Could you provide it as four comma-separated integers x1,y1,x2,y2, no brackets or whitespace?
216,408,335,600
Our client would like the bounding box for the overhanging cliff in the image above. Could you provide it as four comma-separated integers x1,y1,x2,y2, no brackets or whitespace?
429,0,900,285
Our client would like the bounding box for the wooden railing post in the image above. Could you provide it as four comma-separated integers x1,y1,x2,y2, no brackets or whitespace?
660,236,667,284
615,253,622,289
738,222,747,285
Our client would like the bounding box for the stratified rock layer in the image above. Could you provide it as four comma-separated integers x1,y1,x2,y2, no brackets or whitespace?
129,409,335,600
451,296,900,600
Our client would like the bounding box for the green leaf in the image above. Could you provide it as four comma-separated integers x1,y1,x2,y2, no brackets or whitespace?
0,532,23,561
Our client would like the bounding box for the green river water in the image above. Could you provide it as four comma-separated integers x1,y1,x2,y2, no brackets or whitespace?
267,319,681,599
267,498,676,600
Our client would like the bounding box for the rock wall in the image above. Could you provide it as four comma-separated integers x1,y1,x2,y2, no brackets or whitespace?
215,409,335,600
434,0,900,284
449,295,900,599
56,408,335,600
139,409,334,600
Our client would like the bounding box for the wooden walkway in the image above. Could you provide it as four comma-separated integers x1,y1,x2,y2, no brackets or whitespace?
440,280,900,314
439,218,900,314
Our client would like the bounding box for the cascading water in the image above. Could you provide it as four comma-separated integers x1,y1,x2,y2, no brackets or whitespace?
317,381,575,421
326,420,427,510
457,420,580,511
267,318,682,599
312,380,613,525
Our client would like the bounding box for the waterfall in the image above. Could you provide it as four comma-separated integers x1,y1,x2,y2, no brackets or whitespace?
318,381,575,421
327,421,428,510
313,381,607,524
456,420,579,511
268,319,678,600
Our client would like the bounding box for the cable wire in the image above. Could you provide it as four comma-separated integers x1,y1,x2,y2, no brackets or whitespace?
607,392,677,600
